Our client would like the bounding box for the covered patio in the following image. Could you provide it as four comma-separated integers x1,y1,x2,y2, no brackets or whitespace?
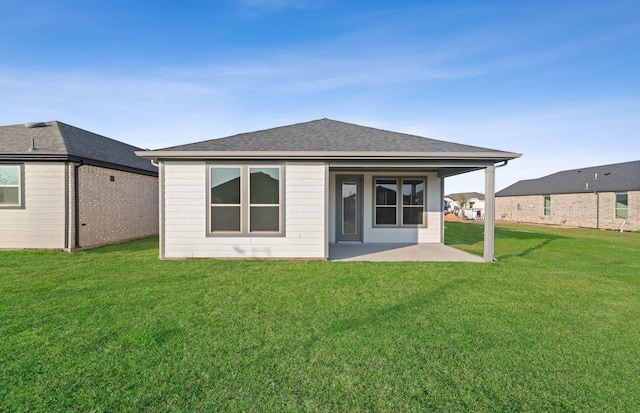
328,242,484,262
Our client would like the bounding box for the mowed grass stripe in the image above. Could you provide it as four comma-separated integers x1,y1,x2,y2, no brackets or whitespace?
1,223,639,411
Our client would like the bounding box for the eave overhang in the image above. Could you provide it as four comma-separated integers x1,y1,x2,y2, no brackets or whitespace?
136,150,521,162
135,150,521,178
0,153,158,177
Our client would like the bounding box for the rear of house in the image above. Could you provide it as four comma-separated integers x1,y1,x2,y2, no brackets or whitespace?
0,121,158,250
138,119,521,260
496,160,639,231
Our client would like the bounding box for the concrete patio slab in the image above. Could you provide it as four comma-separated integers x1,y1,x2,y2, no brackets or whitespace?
329,243,485,262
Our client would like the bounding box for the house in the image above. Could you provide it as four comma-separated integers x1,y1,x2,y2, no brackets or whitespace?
444,192,485,219
495,160,639,231
0,121,159,250
137,118,521,261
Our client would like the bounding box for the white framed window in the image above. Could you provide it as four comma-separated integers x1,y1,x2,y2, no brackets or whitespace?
615,193,628,219
543,196,551,216
208,165,283,236
374,176,426,227
0,164,23,208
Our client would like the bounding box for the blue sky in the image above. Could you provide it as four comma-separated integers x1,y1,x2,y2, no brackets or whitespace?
1,0,639,193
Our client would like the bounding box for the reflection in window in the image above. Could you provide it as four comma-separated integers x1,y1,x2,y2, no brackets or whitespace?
402,179,424,225
249,168,280,232
0,165,21,207
375,179,397,225
342,183,357,235
210,167,241,232
615,193,628,219
543,196,551,216
209,166,283,235
374,177,426,227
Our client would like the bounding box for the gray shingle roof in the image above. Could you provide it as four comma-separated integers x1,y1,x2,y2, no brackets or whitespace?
497,160,640,196
159,118,514,154
0,121,157,174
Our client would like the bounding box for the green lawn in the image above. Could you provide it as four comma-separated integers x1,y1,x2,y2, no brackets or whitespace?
1,223,639,412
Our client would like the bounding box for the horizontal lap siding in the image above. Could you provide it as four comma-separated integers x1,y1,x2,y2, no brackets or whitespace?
0,163,65,249
164,162,206,244
163,162,327,259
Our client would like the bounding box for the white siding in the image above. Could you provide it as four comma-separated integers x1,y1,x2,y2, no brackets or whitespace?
163,161,327,259
0,162,66,249
329,171,443,244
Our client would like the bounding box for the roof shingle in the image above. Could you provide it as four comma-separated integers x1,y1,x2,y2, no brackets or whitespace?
496,160,640,196
159,118,515,154
0,121,157,174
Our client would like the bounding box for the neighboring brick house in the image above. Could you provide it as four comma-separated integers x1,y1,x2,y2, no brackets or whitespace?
496,160,639,231
0,121,158,250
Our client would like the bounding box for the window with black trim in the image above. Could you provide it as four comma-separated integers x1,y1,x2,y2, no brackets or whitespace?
0,165,23,208
402,179,424,225
209,165,283,235
615,193,628,219
374,177,426,227
375,179,397,225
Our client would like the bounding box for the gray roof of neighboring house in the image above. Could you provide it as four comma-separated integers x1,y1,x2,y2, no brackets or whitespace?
445,192,485,201
0,121,157,175
157,118,516,155
496,160,640,197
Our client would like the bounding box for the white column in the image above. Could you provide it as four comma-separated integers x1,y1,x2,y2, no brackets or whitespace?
484,165,496,262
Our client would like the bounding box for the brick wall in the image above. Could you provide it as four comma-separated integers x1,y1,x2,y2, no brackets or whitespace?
77,165,158,249
496,191,639,231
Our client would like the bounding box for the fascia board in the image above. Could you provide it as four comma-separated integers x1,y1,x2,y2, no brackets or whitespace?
136,150,522,161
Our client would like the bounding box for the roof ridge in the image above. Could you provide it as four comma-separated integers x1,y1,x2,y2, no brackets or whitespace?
54,120,144,150
161,118,331,149
158,118,515,154
554,159,640,174
320,118,507,152
47,121,70,155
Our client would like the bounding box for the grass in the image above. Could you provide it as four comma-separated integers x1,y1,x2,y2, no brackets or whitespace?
1,223,639,411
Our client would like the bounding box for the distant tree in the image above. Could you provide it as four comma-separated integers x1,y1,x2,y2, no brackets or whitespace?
457,194,468,209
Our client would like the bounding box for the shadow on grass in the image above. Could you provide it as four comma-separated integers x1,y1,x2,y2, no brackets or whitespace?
495,226,566,260
81,237,159,254
324,277,471,337
446,223,566,260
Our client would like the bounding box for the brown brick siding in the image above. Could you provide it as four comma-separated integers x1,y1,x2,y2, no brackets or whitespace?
496,191,639,231
76,165,158,249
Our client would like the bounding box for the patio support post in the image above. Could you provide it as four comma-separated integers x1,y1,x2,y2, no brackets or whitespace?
484,165,496,262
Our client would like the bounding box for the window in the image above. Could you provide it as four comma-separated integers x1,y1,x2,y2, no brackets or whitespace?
374,177,426,227
249,167,280,232
402,179,424,225
210,167,241,232
543,196,551,216
615,193,628,219
0,165,23,208
209,165,283,235
375,179,397,225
